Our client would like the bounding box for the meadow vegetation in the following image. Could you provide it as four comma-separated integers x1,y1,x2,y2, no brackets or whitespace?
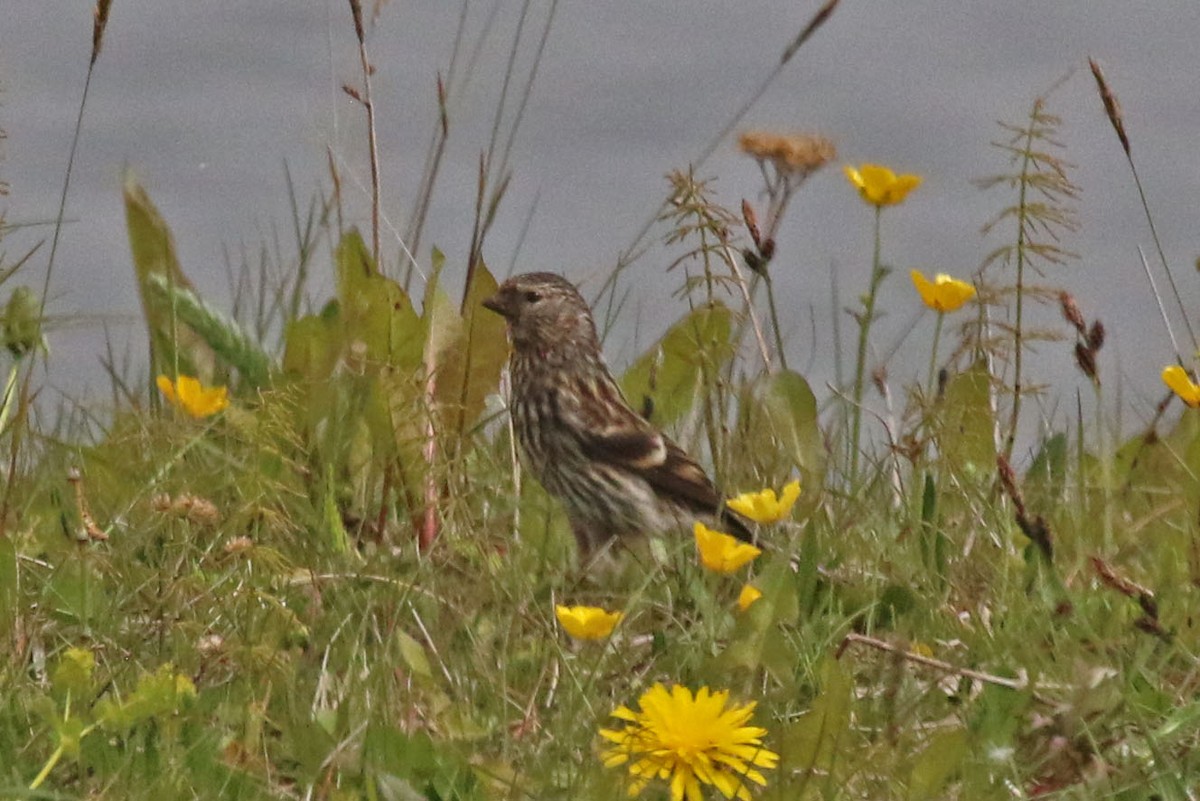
1,2,1198,798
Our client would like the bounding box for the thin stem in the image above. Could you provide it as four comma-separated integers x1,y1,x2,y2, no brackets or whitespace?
849,206,884,482
1003,121,1036,462
358,33,381,265
763,273,789,372
927,312,944,397
719,242,773,372
1127,159,1198,353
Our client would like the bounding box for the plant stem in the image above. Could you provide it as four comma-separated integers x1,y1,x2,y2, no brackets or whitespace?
849,206,884,482
1003,121,1036,462
927,311,944,397
763,272,789,372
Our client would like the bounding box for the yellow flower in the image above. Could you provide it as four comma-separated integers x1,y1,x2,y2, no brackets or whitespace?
737,585,763,612
600,683,779,801
1162,365,1200,408
910,270,976,313
694,523,762,574
555,605,623,640
843,163,922,207
156,375,229,419
726,479,801,524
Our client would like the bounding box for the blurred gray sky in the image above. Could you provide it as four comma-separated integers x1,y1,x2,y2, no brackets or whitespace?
4,1,1198,450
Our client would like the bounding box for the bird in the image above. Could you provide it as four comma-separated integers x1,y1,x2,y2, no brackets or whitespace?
482,271,753,565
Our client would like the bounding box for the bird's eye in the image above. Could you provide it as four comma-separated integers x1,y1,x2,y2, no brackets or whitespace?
524,290,542,303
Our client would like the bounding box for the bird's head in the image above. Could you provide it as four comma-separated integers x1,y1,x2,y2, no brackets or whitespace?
483,272,600,353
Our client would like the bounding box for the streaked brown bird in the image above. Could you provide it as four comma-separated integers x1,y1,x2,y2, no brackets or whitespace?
483,271,753,565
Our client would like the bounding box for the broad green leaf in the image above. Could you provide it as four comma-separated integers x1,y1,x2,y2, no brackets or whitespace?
936,361,995,474
433,262,507,439
761,370,824,491
620,302,734,428
737,369,825,516
396,631,434,680
907,728,968,800
282,303,341,383
123,175,215,381
335,229,423,373
717,555,799,688
781,655,852,773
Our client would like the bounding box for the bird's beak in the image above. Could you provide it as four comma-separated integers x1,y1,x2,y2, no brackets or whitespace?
482,291,510,318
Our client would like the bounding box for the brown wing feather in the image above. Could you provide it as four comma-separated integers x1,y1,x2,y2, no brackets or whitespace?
571,387,754,541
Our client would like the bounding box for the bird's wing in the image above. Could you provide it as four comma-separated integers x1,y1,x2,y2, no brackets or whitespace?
567,382,753,540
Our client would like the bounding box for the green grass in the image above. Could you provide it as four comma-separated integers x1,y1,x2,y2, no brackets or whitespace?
2,3,1200,799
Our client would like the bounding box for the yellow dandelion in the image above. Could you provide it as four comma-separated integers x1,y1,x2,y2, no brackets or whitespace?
737,585,763,612
156,375,229,419
600,683,779,801
910,270,976,313
555,605,623,640
694,523,762,574
843,163,922,207
726,479,801,524
1163,365,1200,408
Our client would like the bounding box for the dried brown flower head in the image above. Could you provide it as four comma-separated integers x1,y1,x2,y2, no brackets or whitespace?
739,131,836,177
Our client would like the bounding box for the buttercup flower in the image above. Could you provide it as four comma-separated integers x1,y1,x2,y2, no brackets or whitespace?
910,270,976,313
737,585,763,612
1162,366,1200,408
600,683,779,801
726,480,801,524
694,523,762,574
843,163,922,207
156,375,229,419
555,605,623,640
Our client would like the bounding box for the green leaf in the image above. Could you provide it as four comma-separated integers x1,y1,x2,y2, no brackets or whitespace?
718,556,799,685
0,536,14,642
1025,431,1067,509
738,369,825,516
781,655,852,773
282,304,342,382
2,286,44,357
936,361,995,474
335,229,423,373
144,273,272,387
53,715,88,758
620,302,734,428
396,630,433,680
433,262,507,439
123,175,215,381
907,729,968,800
52,647,96,696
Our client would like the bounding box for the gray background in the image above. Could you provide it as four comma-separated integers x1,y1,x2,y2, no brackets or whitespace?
4,2,1198,450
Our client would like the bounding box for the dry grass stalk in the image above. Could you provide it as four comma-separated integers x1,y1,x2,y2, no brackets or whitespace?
1088,58,1129,157
91,0,114,66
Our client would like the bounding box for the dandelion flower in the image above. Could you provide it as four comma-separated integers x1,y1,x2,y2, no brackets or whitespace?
843,163,922,207
726,480,801,524
555,605,623,640
694,523,762,574
910,270,976,313
737,585,763,612
1163,365,1200,408
600,683,779,801
156,375,229,419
